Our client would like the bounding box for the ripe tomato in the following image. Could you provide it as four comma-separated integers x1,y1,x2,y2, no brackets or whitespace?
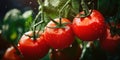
18,31,50,60
50,41,81,60
72,10,106,41
44,18,74,49
100,26,120,53
2,46,22,60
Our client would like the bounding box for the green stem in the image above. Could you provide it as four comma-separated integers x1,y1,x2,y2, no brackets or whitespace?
59,17,62,27
38,0,44,23
11,43,23,58
31,11,41,30
37,0,42,5
32,11,41,40
34,12,41,25
31,0,45,40
59,0,71,14
33,27,36,40
58,0,71,27
48,16,59,24
80,41,88,60
33,21,43,27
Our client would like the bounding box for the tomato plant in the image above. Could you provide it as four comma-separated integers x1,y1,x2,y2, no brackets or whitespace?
72,10,106,41
2,46,22,60
44,18,74,49
18,31,50,60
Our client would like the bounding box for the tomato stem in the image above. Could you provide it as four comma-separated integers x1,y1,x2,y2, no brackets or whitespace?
58,0,71,27
11,42,24,59
59,17,62,27
30,0,45,40
80,41,89,60
31,11,41,30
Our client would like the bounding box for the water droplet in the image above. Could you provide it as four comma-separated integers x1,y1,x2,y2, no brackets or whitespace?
55,49,58,51
70,44,72,47
29,1,32,5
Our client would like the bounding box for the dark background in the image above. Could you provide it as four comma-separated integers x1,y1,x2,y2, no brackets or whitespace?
0,0,38,21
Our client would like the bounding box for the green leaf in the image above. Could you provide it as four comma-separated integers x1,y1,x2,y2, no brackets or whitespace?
22,10,33,31
3,9,21,23
43,0,78,19
22,10,33,19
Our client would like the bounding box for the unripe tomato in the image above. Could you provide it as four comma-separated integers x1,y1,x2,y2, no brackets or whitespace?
72,10,106,41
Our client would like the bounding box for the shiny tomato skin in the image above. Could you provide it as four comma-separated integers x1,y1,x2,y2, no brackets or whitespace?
44,18,74,49
100,27,120,53
72,10,106,41
2,47,22,60
18,31,50,60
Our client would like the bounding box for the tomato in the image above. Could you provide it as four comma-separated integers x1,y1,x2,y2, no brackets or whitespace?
50,41,81,60
2,47,22,60
44,18,74,49
18,31,50,60
72,10,106,41
100,26,120,53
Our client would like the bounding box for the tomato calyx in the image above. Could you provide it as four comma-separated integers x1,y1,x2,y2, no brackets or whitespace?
47,17,71,29
107,22,120,37
24,31,42,41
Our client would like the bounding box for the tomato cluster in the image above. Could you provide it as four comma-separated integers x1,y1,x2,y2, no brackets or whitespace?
17,9,107,59
3,9,120,60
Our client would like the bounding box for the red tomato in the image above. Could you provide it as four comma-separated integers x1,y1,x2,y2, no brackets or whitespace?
50,41,81,60
18,31,50,60
100,27,120,53
72,10,106,41
2,47,22,60
44,18,74,49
